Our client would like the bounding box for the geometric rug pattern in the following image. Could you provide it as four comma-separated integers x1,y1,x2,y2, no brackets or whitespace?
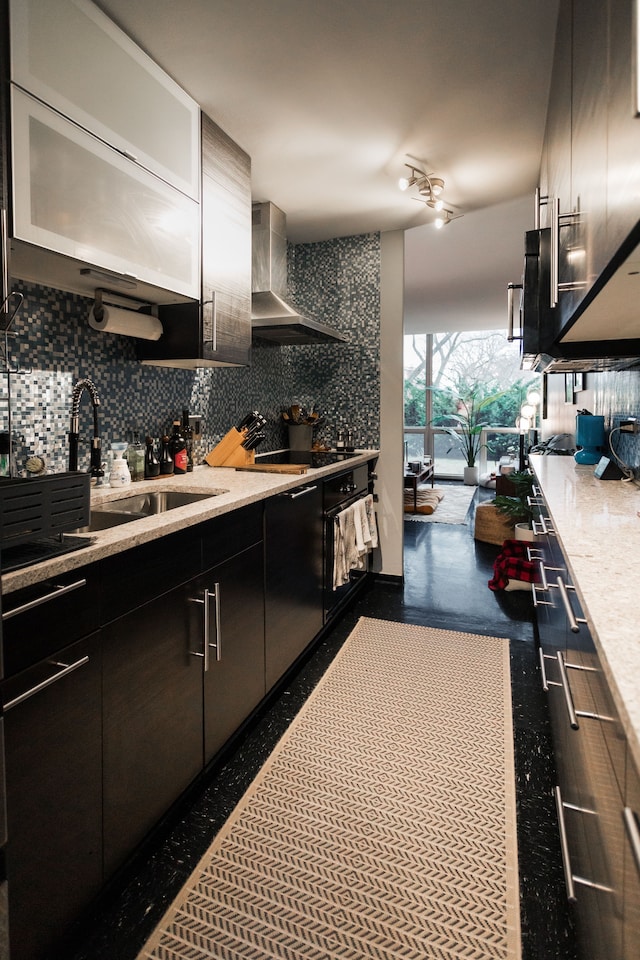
405,484,476,524
137,617,520,960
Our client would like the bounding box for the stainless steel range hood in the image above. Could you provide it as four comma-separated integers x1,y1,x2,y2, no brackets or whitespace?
251,202,347,345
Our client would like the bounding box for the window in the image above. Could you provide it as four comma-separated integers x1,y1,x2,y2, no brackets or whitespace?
404,330,539,479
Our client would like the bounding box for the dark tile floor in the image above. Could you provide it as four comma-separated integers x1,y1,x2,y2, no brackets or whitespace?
65,484,578,960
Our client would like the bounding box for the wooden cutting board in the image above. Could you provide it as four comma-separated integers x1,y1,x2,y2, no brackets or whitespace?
235,463,309,474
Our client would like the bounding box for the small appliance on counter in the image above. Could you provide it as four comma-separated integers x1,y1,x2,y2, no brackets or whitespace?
574,412,605,464
0,472,92,573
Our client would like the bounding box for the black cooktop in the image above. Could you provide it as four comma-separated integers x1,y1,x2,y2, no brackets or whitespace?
254,450,360,469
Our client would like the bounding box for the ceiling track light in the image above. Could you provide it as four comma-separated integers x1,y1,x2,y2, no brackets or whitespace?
399,162,462,228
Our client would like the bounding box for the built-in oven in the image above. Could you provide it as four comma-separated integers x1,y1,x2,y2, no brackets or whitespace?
323,461,376,622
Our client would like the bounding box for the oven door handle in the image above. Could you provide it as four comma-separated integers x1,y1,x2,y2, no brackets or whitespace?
285,485,318,500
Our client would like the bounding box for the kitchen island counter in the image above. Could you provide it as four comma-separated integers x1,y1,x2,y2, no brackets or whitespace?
1,451,378,595
529,454,640,769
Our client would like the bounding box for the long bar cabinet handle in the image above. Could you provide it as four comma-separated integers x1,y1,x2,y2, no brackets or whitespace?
209,582,222,662
538,647,549,692
556,576,580,633
189,589,211,672
624,807,640,878
555,786,577,902
557,651,579,729
4,656,90,711
2,579,87,621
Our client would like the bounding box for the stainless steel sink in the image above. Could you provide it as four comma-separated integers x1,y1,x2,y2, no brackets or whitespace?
73,489,224,533
96,490,218,516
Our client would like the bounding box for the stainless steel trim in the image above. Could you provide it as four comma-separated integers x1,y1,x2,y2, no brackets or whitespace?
2,579,87,621
624,807,640,878
557,651,579,728
3,656,90,711
210,582,222,662
287,485,319,499
1,208,9,311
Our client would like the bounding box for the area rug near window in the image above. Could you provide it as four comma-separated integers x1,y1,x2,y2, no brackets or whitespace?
405,483,476,524
137,617,520,960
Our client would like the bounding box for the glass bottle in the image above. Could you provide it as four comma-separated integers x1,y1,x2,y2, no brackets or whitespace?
129,430,145,481
159,435,174,475
182,408,194,471
170,420,188,475
144,436,161,479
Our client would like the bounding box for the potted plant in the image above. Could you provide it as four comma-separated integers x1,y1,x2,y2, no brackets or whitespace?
493,470,536,539
432,385,505,485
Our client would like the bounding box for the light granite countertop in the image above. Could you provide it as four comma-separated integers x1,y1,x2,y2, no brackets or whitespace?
529,454,640,770
1,451,378,596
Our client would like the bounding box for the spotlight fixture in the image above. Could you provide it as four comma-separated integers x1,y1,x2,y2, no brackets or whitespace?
399,162,462,228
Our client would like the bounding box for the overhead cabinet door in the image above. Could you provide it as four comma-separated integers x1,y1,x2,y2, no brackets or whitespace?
11,88,200,300
9,0,200,200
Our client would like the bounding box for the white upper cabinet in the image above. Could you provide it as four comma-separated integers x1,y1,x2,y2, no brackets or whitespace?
11,88,200,300
9,0,200,200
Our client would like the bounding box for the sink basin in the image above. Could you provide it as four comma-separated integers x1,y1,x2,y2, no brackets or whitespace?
96,490,218,516
72,489,225,533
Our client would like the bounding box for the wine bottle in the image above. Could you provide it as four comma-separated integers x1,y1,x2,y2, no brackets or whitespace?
144,436,161,479
159,435,174,475
170,420,188,475
182,408,194,472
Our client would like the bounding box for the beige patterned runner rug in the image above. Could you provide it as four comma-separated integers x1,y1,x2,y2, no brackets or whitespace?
138,617,520,960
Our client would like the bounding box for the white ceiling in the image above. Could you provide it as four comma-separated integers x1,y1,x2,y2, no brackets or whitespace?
96,0,560,332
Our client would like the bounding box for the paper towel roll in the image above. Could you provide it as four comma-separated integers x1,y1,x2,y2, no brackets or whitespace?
88,304,163,341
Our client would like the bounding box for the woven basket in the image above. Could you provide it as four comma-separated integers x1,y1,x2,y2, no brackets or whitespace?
473,502,515,546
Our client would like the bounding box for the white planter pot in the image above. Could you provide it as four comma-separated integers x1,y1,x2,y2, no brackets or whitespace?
515,522,536,541
463,465,479,486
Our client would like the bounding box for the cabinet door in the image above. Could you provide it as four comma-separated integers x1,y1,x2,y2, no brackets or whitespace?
607,0,640,259
545,0,577,332
623,758,640,958
102,581,203,876
2,634,102,960
201,113,251,366
569,0,609,310
265,484,323,689
201,542,266,762
9,0,200,199
10,87,200,300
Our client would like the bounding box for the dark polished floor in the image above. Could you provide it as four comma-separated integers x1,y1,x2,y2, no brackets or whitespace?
65,484,578,960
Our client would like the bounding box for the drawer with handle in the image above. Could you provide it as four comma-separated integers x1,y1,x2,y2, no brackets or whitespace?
2,565,100,677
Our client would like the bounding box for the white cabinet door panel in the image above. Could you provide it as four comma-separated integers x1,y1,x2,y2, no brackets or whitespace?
10,0,200,199
11,88,200,299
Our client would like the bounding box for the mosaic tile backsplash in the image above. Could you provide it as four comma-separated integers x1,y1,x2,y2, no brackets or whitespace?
0,233,381,476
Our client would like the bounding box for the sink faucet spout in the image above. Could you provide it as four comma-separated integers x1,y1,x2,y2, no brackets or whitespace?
69,377,104,483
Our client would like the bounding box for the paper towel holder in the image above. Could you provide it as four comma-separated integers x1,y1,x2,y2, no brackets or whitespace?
92,287,153,318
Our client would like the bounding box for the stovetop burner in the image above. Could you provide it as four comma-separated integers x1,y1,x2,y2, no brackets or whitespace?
254,450,360,469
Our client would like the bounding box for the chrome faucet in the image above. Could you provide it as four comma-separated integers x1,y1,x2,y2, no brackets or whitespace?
69,377,104,484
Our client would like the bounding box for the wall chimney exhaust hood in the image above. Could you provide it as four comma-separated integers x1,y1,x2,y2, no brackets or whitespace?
251,202,347,345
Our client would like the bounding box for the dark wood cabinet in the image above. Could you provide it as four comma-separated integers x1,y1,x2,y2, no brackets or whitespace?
2,634,102,960
264,483,323,689
201,542,265,762
533,495,627,959
101,579,203,875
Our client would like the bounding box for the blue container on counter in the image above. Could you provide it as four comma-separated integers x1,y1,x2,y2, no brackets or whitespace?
574,414,605,464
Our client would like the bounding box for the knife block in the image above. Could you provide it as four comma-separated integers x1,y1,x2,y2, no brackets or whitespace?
204,428,256,467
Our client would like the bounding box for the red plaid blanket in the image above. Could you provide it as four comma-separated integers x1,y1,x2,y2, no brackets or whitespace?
489,538,541,591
